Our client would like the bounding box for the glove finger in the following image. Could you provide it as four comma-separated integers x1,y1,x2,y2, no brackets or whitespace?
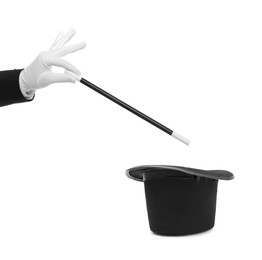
64,69,82,81
56,41,86,57
46,55,81,75
49,31,64,50
55,28,76,49
39,71,76,88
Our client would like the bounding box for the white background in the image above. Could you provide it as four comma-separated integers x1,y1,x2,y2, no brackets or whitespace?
0,0,261,259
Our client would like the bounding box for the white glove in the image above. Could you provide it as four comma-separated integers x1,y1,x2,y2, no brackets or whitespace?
19,28,86,99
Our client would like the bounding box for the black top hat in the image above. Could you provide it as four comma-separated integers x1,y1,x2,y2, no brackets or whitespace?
126,165,234,236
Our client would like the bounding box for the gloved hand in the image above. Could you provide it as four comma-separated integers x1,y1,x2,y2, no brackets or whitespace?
19,28,86,99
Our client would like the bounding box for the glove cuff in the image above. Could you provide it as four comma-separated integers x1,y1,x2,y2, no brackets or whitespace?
19,69,36,100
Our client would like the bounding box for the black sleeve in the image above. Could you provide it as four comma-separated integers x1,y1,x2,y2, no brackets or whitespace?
0,69,35,107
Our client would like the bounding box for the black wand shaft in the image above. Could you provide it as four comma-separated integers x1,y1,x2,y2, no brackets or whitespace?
80,78,172,135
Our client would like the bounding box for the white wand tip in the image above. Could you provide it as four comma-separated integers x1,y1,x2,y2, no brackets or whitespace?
171,131,190,145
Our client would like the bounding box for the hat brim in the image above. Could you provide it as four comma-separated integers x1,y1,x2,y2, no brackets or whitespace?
126,165,234,182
